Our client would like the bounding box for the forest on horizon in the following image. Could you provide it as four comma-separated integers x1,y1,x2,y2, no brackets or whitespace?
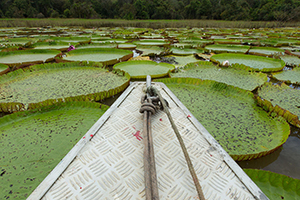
0,0,299,23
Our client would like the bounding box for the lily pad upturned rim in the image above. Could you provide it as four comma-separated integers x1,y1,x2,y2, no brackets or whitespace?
0,49,61,66
62,48,133,66
256,82,300,128
155,77,290,161
0,62,130,113
113,60,175,79
210,53,286,72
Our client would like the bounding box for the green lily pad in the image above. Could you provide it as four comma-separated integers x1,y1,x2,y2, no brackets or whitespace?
244,169,300,200
113,60,175,79
62,48,133,65
133,39,169,46
0,101,108,199
170,47,204,56
171,61,267,91
272,68,300,85
164,55,200,68
0,49,61,67
280,55,300,67
213,38,241,44
260,38,300,47
171,43,193,48
117,43,136,50
210,53,285,72
77,43,118,49
136,45,166,56
178,38,214,48
0,63,8,73
157,78,290,161
0,62,130,112
248,46,285,57
257,82,300,127
32,41,70,51
205,44,250,53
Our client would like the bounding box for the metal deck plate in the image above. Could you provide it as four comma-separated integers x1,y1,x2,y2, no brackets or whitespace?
29,82,267,200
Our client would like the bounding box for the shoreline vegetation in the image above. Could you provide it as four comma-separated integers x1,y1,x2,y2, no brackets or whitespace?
1,18,300,28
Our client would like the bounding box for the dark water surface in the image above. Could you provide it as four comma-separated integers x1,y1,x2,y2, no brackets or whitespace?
238,125,300,179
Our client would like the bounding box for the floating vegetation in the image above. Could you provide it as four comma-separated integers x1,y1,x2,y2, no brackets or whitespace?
157,78,290,161
272,67,300,85
136,45,166,56
133,39,169,46
171,61,267,91
170,47,204,56
0,62,130,112
0,101,108,199
210,53,285,72
113,60,175,79
0,63,8,74
62,48,133,65
257,82,300,127
280,55,300,67
0,49,61,67
32,41,70,51
204,44,250,53
164,55,200,68
244,169,300,200
248,46,285,57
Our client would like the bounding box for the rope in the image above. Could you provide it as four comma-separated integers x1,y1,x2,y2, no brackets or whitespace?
148,86,206,200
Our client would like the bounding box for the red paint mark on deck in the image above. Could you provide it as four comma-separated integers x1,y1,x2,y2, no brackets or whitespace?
83,136,86,139
187,115,191,118
90,134,94,138
80,187,82,189
159,118,162,121
133,130,143,141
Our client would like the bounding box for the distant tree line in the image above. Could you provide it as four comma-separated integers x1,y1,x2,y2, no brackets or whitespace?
0,0,299,23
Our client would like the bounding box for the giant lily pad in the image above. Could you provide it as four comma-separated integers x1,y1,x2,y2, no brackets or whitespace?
171,61,267,91
280,55,300,67
272,67,300,85
164,55,200,68
136,45,166,56
113,60,175,79
0,62,130,112
257,83,300,127
0,101,108,199
248,46,285,57
133,39,169,46
170,47,204,56
32,41,70,51
0,63,8,73
210,53,285,72
204,44,250,53
62,48,133,65
0,49,61,67
157,78,290,161
244,169,300,200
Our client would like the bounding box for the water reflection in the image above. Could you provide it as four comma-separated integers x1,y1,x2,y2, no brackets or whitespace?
238,125,300,179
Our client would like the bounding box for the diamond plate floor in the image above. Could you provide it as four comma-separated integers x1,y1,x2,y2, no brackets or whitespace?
34,82,266,200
